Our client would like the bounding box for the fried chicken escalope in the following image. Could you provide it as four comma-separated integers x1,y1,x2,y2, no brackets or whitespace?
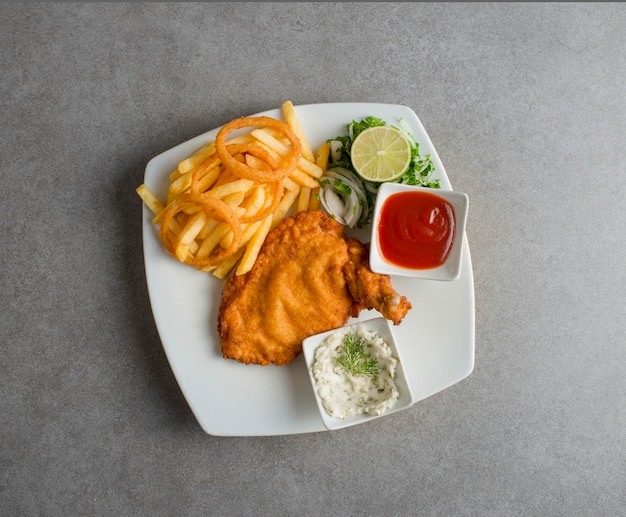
218,210,411,366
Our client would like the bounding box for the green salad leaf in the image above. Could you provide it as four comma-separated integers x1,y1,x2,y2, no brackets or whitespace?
322,116,440,227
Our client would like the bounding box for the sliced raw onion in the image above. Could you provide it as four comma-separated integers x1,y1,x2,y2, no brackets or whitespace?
318,167,368,228
329,140,343,163
319,188,347,225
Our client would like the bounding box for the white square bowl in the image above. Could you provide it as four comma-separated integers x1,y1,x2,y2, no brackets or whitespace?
302,317,415,431
369,183,469,281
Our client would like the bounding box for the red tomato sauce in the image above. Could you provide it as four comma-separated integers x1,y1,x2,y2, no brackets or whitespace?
377,190,456,270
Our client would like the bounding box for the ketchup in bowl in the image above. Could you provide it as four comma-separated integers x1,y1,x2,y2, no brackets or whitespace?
377,190,456,270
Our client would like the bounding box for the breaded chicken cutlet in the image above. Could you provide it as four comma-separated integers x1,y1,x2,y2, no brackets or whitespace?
218,210,411,366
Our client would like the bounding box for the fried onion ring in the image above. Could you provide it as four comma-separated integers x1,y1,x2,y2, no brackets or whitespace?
215,116,302,182
160,193,242,268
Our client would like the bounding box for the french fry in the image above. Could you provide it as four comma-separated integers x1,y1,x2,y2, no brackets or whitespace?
219,229,235,249
289,168,319,189
283,177,300,192
212,246,245,279
240,219,264,244
281,100,315,162
241,186,266,217
196,221,234,259
316,142,331,172
169,168,183,182
298,187,311,212
168,170,194,198
217,190,258,249
137,103,314,274
197,217,220,242
271,187,300,227
297,157,323,178
178,142,216,173
207,178,255,199
221,214,264,252
223,191,246,207
193,162,222,194
309,187,321,211
309,142,329,212
197,191,245,240
136,184,164,216
163,213,199,255
245,153,271,173
177,134,255,173
175,211,207,261
250,128,322,180
250,128,290,157
210,166,237,189
236,214,272,276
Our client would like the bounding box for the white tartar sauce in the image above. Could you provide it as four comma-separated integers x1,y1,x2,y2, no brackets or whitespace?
312,324,399,419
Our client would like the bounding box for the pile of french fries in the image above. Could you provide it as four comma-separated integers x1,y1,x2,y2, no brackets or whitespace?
137,101,331,279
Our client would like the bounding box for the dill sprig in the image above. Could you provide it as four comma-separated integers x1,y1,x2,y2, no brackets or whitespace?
336,333,379,378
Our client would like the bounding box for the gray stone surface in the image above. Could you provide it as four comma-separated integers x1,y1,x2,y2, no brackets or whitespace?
2,3,625,515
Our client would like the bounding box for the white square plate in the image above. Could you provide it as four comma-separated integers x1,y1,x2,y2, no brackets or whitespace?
141,103,475,436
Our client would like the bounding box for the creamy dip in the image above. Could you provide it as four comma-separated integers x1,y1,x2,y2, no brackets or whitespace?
311,324,399,419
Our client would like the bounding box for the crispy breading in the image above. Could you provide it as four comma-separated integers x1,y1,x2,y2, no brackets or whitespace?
218,210,411,366
343,237,412,326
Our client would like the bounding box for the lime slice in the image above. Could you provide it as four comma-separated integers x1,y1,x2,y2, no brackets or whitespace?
350,126,412,182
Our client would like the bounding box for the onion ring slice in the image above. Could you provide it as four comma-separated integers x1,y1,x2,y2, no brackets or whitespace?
215,116,302,183
160,193,242,268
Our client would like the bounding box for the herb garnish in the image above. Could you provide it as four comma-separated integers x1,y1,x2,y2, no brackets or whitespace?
336,333,379,379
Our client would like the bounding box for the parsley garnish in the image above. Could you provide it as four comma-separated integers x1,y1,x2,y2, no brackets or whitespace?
333,178,352,197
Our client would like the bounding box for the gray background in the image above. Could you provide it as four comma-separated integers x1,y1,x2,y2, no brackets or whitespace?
2,3,625,516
